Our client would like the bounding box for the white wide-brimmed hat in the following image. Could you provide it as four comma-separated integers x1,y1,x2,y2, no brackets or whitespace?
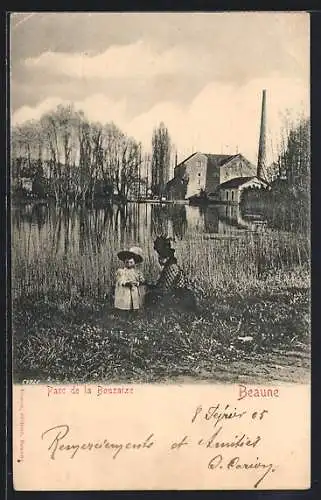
117,246,144,264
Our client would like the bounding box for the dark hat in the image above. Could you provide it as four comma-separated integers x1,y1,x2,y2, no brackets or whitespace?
160,247,175,258
117,246,144,264
154,236,171,254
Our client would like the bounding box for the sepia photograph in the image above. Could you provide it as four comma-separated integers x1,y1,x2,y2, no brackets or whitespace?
11,12,310,386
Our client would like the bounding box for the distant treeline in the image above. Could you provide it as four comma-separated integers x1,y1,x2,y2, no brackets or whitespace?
11,104,172,204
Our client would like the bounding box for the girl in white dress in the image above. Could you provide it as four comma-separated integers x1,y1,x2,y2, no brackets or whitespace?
114,246,146,312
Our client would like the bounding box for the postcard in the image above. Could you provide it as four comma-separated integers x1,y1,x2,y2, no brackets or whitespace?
11,11,310,490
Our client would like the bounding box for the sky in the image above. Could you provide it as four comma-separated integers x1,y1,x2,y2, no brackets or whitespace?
10,12,309,165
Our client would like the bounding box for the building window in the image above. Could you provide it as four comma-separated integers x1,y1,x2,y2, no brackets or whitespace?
231,190,234,201
226,191,229,201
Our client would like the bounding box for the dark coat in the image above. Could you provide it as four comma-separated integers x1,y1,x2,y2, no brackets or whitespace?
146,258,197,312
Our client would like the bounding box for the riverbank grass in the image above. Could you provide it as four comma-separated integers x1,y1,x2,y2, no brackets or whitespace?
13,266,310,384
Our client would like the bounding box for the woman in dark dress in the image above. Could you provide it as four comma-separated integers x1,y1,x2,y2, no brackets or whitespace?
146,237,197,312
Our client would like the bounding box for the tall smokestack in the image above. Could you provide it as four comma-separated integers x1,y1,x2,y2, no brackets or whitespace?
257,89,267,179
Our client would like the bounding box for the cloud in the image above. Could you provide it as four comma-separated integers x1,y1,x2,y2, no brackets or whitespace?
127,77,309,163
13,13,309,138
20,12,309,89
11,93,128,129
12,77,309,165
24,41,194,80
11,97,65,124
74,94,128,127
22,21,309,87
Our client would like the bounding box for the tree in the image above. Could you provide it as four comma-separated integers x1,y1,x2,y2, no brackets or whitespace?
262,115,310,233
40,104,79,202
75,111,93,203
11,120,44,180
151,122,171,197
277,116,310,198
100,123,142,200
11,105,143,204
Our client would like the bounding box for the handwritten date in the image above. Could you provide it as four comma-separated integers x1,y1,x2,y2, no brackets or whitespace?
192,404,268,426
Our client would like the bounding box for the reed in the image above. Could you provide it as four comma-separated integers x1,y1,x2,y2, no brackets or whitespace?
12,227,310,303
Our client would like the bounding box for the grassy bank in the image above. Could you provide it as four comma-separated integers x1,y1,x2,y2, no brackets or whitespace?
13,266,310,384
12,224,310,383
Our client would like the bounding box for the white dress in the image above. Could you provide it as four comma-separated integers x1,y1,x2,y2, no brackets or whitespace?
114,267,146,310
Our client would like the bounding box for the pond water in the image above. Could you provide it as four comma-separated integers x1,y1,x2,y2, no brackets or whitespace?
12,202,271,258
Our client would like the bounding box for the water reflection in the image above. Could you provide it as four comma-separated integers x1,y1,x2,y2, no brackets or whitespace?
12,202,272,260
203,206,219,233
13,202,48,231
216,205,267,232
151,204,188,240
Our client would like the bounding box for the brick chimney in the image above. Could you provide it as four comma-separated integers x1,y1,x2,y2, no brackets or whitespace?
257,89,267,179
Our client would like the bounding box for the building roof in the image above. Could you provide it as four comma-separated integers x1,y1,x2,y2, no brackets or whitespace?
204,154,239,168
176,152,250,169
166,176,185,189
219,176,268,189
